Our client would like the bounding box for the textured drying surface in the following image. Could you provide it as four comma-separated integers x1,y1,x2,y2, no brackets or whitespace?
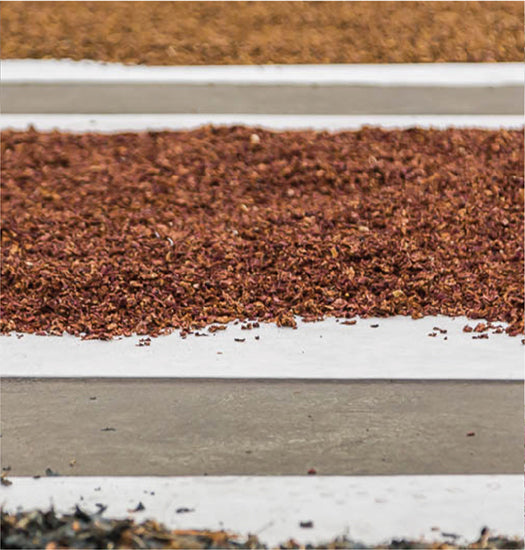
0,1,523,65
1,127,523,339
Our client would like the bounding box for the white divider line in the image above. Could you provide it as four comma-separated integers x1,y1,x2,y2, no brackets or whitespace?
1,114,523,132
3,61,522,114
1,475,522,546
2,59,523,86
1,317,522,380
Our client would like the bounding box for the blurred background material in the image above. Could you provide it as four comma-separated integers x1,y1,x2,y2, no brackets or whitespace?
1,1,523,65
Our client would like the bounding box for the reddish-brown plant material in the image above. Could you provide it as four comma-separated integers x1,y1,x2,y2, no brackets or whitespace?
1,126,523,339
1,2,523,65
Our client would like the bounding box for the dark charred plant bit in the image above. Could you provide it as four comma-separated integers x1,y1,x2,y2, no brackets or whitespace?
370,324,379,329
307,468,317,475
44,468,59,477
101,427,116,432
175,507,194,514
95,503,107,514
428,332,437,337
467,432,476,437
472,334,489,340
128,502,145,513
433,327,447,334
1,128,523,341
234,338,246,343
73,506,92,523
299,521,314,529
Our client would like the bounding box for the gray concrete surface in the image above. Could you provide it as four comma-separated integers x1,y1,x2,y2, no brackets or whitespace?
1,379,521,476
2,84,523,114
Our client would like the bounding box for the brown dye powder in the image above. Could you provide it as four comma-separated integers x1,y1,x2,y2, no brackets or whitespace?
1,1,523,65
1,127,523,339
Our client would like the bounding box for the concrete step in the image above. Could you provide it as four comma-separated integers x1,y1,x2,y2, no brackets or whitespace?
1,378,521,476
1,60,523,114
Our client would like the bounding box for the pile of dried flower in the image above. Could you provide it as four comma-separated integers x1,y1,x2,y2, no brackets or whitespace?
1,127,523,339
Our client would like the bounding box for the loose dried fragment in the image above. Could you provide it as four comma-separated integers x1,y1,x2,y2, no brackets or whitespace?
0,472,12,486
128,502,145,513
300,521,314,528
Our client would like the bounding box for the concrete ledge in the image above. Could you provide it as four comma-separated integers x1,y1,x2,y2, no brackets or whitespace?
1,60,522,114
2,114,523,132
2,317,522,380
1,379,522,476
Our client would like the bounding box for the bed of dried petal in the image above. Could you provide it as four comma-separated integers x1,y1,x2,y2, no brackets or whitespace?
1,1,523,65
1,127,523,339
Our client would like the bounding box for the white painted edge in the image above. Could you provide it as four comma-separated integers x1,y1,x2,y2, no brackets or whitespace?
1,59,523,86
1,317,522,380
1,114,523,133
1,475,522,546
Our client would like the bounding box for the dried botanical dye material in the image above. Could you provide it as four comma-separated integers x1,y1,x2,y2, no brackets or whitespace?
1,127,523,339
1,508,523,549
1,2,523,65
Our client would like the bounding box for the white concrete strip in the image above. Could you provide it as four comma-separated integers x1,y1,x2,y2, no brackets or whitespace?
2,60,523,86
2,61,522,114
1,114,523,132
1,317,522,380
1,475,522,546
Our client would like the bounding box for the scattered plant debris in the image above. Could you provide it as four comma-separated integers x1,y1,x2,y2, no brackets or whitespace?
1,509,522,549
